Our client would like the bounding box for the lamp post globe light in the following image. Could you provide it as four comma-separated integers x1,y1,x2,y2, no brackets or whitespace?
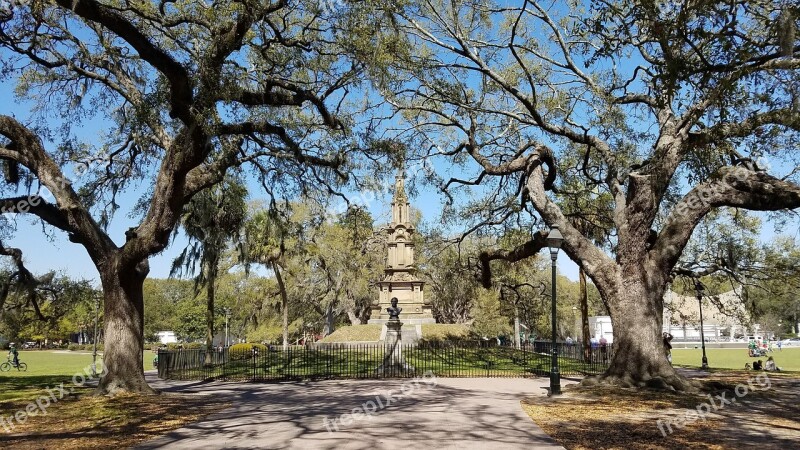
695,280,708,370
546,224,564,395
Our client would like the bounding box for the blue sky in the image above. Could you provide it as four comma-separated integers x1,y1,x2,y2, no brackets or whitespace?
2,2,794,287
0,36,583,286
3,65,797,287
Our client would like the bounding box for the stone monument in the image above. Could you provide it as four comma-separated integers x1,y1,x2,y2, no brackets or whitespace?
368,170,435,341
376,297,414,376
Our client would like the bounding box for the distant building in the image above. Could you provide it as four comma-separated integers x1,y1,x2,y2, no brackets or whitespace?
663,289,751,341
588,289,752,343
589,316,614,343
155,331,178,344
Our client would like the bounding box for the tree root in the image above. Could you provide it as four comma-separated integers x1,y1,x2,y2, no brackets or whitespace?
578,372,702,393
95,377,158,396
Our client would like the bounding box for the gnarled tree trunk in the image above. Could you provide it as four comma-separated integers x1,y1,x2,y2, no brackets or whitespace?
597,279,696,391
97,260,155,395
323,303,336,337
272,262,289,351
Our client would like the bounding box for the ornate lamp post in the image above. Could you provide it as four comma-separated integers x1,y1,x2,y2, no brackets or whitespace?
695,280,708,370
547,224,564,395
224,307,231,347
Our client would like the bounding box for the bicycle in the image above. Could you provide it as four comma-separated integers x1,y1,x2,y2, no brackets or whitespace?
0,357,27,372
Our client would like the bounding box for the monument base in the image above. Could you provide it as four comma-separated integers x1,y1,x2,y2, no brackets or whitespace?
376,319,415,376
369,317,436,342
368,317,437,325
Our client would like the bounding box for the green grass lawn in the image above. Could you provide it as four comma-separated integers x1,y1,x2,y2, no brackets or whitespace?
2,350,105,377
1,350,157,379
420,323,471,341
1,350,159,408
672,347,800,371
319,325,382,342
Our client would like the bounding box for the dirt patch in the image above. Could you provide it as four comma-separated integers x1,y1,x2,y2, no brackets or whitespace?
522,371,800,449
0,392,229,450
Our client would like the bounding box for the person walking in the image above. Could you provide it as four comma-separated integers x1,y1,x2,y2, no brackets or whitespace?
663,332,674,365
599,336,609,363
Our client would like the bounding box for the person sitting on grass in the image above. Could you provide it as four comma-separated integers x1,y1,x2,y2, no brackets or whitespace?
744,362,751,370
7,343,19,367
765,356,781,372
753,359,763,370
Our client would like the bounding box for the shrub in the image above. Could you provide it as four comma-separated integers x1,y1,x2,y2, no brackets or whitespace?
229,343,267,360
68,344,80,351
420,324,471,342
163,342,205,350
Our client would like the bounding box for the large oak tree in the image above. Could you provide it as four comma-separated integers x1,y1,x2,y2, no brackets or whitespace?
0,0,389,393
383,0,800,389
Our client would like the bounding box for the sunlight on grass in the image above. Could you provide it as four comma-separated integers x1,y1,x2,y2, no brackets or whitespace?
522,371,800,450
319,325,382,342
0,351,227,450
672,347,800,371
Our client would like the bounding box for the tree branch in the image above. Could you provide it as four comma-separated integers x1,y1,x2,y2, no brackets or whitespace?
653,166,800,274
53,0,193,121
0,116,115,258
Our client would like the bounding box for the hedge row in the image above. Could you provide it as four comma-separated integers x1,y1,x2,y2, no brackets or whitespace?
68,343,103,352
149,342,206,352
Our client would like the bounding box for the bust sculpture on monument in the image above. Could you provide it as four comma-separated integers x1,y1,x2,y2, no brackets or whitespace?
387,297,402,319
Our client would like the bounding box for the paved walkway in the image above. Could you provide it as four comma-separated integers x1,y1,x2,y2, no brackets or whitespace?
135,372,571,449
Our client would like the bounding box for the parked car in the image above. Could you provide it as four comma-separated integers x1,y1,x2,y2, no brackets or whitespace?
780,338,800,347
22,341,37,349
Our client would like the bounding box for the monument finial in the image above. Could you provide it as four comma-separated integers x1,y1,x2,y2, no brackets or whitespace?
394,168,407,202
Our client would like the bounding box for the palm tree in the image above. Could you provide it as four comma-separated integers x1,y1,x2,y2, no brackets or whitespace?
171,178,247,362
239,205,298,351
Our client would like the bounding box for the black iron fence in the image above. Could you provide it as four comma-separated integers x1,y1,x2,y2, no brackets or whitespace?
157,341,611,382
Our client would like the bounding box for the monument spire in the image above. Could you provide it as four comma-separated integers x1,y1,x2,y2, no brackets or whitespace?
394,169,407,203
369,168,434,333
391,167,409,226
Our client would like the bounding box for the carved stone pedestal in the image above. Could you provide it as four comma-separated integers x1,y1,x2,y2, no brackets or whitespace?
376,318,414,376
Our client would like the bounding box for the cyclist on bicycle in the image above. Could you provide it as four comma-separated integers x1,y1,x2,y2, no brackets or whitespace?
8,343,19,367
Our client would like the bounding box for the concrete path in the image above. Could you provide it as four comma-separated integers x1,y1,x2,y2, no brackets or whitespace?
135,372,571,449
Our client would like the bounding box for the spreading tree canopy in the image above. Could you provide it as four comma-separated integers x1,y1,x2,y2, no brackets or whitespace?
0,0,393,393
380,0,800,390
